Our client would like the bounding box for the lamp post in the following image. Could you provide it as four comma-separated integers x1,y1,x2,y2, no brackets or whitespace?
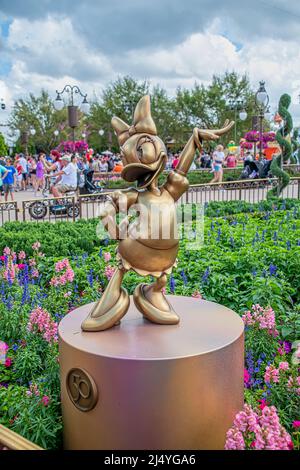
54,85,90,144
228,99,248,143
0,99,5,111
255,81,269,161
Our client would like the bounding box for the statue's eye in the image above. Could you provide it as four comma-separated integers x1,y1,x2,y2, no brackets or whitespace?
137,137,156,164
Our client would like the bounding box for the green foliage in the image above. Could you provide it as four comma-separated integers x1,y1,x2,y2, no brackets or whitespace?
268,93,294,198
1,199,300,448
8,90,72,153
0,132,8,156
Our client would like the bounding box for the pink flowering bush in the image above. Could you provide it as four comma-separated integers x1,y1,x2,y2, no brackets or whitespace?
242,304,278,336
50,258,74,287
225,404,293,450
27,307,58,344
104,265,115,280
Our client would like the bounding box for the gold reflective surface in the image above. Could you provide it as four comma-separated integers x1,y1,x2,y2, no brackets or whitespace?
81,96,234,332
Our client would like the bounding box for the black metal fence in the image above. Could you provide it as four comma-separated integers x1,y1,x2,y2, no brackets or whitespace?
0,177,299,226
179,177,300,205
0,201,18,225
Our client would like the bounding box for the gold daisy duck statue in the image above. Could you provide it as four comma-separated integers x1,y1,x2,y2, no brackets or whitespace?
82,95,234,331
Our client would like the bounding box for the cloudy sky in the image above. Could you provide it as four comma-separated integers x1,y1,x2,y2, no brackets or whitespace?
1,0,300,126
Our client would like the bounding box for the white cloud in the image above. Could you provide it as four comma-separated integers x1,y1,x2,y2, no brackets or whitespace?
2,13,300,130
7,16,112,81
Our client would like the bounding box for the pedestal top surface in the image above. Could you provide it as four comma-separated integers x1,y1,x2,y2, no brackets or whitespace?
59,296,244,360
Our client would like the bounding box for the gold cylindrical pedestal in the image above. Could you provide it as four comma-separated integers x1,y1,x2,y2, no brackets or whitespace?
59,296,244,450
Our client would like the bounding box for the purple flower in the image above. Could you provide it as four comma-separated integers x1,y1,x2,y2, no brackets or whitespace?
170,275,176,294
269,264,277,276
202,267,210,284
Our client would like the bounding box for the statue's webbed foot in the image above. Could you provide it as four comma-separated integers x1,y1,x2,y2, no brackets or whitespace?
81,287,130,332
133,283,179,325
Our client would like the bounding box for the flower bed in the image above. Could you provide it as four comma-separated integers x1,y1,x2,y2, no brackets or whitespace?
0,200,299,449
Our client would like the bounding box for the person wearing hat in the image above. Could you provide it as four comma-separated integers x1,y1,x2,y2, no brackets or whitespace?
51,154,78,197
81,95,233,332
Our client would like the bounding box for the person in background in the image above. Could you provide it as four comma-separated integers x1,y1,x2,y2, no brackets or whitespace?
113,159,123,173
51,155,78,197
28,155,37,190
200,150,211,169
100,157,108,172
107,155,115,172
2,158,16,201
0,162,9,201
92,155,101,173
225,152,237,168
18,153,28,190
15,159,23,191
166,155,173,170
172,154,179,169
244,151,253,162
210,144,225,183
35,153,45,196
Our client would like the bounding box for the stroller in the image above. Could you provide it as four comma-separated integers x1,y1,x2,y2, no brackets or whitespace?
240,159,272,180
78,168,102,195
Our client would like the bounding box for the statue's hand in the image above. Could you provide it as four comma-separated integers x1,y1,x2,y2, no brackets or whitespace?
193,120,235,149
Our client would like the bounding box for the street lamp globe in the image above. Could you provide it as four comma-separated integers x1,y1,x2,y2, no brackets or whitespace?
81,96,90,114
54,130,59,137
256,81,269,107
99,129,105,136
54,93,64,111
82,132,86,139
30,128,36,136
239,109,247,121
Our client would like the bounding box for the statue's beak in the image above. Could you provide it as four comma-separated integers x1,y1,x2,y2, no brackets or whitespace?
121,154,166,189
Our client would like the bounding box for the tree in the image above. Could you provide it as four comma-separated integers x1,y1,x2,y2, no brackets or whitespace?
8,90,77,153
205,72,256,145
87,76,150,151
0,132,8,157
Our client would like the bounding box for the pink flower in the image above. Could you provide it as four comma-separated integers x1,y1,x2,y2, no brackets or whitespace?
28,383,39,397
0,342,9,352
264,365,279,384
17,264,26,270
64,291,72,298
29,258,36,267
279,361,289,371
104,265,115,280
225,404,292,450
0,255,5,261
5,357,12,367
18,251,26,260
27,307,58,343
104,252,111,262
192,291,202,299
31,269,39,278
32,241,41,251
3,247,10,256
242,305,277,335
244,368,250,385
292,421,300,428
41,395,50,406
258,399,268,410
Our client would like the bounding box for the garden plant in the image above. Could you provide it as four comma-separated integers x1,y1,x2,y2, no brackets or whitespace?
0,199,299,449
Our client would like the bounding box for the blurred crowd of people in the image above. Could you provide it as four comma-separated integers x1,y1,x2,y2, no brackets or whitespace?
0,145,262,202
0,151,124,201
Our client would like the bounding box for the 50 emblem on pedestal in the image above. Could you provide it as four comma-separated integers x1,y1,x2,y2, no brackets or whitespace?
66,368,98,411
